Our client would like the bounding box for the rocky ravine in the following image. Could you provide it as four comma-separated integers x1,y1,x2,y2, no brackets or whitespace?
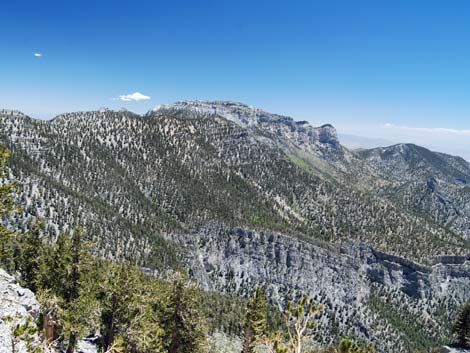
177,225,470,352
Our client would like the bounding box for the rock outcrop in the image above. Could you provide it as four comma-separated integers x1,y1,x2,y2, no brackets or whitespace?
179,225,470,352
151,100,343,159
0,269,98,353
0,269,40,353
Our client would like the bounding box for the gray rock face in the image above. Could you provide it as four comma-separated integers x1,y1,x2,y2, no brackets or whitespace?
0,269,40,353
77,338,98,353
317,124,340,149
0,269,97,353
178,225,470,352
149,101,385,183
151,100,343,158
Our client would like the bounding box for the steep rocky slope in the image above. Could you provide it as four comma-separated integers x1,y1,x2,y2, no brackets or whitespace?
0,268,41,353
0,269,98,353
178,224,470,352
151,101,375,181
0,105,466,263
358,144,470,239
1,102,470,351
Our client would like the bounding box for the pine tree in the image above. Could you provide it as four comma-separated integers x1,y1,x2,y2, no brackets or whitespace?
0,146,20,272
283,295,322,353
105,336,126,353
36,229,100,353
17,220,44,292
97,261,135,351
336,337,376,353
164,271,207,353
256,295,322,353
126,294,165,353
453,302,470,348
96,260,166,352
243,286,268,353
63,229,84,353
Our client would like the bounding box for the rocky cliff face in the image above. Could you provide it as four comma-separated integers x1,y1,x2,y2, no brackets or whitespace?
177,225,470,352
151,100,343,160
0,269,40,353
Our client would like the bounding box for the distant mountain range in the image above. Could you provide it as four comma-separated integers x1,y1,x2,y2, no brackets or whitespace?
339,132,470,163
1,101,470,352
338,133,396,150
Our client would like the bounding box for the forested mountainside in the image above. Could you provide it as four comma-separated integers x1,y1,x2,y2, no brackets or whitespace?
358,144,470,239
1,101,470,352
1,103,468,263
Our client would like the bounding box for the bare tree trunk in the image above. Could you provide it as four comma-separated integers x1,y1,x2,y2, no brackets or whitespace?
11,338,16,353
66,333,77,353
243,325,253,353
296,340,301,353
295,329,302,353
44,312,55,344
168,303,181,353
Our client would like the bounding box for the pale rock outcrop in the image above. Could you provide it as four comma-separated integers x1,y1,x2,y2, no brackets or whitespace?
0,269,40,353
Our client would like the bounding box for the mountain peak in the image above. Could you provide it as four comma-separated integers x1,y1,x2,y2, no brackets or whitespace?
149,100,342,155
358,142,470,185
152,100,254,112
150,100,282,127
150,100,337,132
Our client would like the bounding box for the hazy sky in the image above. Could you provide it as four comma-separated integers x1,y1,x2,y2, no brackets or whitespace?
1,0,470,159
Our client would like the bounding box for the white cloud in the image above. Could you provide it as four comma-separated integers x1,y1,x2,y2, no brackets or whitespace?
33,53,42,57
115,92,151,102
384,123,470,135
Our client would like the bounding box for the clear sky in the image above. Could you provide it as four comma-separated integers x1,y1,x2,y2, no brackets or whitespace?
2,0,470,159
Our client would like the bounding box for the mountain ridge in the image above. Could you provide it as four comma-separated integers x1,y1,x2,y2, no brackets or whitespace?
1,101,470,351
1,101,469,260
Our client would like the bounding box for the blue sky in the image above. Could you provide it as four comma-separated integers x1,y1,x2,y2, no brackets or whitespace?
2,0,470,158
